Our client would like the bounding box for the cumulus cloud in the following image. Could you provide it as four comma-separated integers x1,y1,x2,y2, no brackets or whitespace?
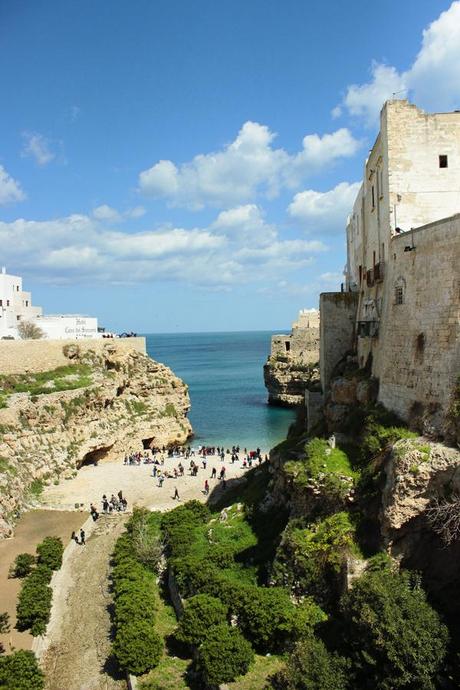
21,131,55,166
0,165,26,205
288,181,361,233
336,2,460,125
92,204,146,223
138,121,360,209
0,205,326,287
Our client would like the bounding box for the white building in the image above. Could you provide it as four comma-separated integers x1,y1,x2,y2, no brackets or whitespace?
0,268,101,340
0,268,43,338
32,315,100,340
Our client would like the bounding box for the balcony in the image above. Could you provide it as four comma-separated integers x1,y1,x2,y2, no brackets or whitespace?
357,320,379,338
366,269,374,287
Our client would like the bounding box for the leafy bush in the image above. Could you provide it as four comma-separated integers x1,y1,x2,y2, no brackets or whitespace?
274,637,350,690
235,585,324,653
176,594,228,647
272,513,357,606
342,569,449,689
0,650,44,690
112,620,162,675
10,553,35,578
36,536,63,571
16,567,53,635
196,623,254,685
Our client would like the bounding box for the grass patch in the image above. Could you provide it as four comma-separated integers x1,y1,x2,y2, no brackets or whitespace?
0,364,92,399
27,479,44,498
227,653,284,689
0,457,17,475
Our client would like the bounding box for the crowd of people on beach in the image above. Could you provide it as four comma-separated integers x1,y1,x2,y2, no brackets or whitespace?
122,444,267,501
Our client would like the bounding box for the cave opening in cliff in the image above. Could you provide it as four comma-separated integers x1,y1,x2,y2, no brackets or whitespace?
142,437,155,449
80,445,114,466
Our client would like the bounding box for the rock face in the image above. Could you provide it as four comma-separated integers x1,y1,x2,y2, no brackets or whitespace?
380,438,460,618
0,343,192,537
264,310,320,407
263,359,320,407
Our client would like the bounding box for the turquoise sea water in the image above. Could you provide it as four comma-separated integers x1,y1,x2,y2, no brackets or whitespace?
145,331,296,451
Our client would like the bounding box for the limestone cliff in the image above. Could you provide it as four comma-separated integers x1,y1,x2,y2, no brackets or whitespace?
264,309,320,407
0,342,192,537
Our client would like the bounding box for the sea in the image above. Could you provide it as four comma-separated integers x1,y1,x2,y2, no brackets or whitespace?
145,331,296,452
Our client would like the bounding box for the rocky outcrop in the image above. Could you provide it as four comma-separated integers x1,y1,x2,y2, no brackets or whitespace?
379,438,460,619
0,343,192,537
263,358,320,407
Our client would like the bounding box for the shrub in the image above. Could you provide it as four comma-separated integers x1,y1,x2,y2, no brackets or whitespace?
10,553,35,578
275,637,350,690
196,623,254,685
342,569,449,689
36,536,63,570
0,650,44,690
176,594,228,647
112,619,162,675
16,567,53,636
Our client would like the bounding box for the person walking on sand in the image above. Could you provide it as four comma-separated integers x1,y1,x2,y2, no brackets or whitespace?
71,531,79,545
211,467,217,479
173,486,180,500
80,529,86,546
204,479,209,495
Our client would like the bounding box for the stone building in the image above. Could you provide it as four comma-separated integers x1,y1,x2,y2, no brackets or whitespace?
264,309,320,406
317,100,460,437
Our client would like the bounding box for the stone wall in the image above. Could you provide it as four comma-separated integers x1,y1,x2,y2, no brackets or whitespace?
319,293,358,393
0,337,146,374
374,215,460,433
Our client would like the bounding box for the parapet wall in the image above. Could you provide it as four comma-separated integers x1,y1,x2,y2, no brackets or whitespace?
0,337,146,374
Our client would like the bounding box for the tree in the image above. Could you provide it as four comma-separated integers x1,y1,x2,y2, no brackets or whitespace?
36,536,63,571
175,594,228,647
274,637,350,690
9,553,35,579
112,619,162,675
17,321,44,340
0,650,44,690
342,569,449,689
196,623,254,686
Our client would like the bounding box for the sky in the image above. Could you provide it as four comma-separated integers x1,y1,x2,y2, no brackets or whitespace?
1,0,459,332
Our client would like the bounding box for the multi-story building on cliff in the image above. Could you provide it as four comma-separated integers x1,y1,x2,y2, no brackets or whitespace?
0,267,43,337
317,100,460,437
264,309,320,406
0,267,101,340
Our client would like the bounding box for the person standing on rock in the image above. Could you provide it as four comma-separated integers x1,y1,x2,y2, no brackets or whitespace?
80,529,86,546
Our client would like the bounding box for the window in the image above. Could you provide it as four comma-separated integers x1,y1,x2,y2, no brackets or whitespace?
371,185,375,209
285,341,290,352
25,300,29,307
6,300,9,307
439,155,448,168
16,315,20,320
0,300,2,306
395,286,404,305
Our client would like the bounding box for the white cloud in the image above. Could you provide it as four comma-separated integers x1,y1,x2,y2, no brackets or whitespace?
21,131,55,166
288,181,361,233
0,165,26,205
138,121,360,209
92,204,146,223
337,2,460,125
0,205,325,288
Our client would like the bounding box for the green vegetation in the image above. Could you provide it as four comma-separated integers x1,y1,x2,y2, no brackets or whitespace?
36,536,63,570
0,650,44,690
27,479,44,499
10,553,36,579
111,510,162,676
0,364,92,400
129,399,148,415
274,637,350,690
16,565,53,636
175,594,228,647
342,569,449,689
0,458,16,475
196,623,254,686
163,402,177,417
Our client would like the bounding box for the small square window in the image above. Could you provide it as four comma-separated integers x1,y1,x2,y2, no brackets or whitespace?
395,286,404,305
439,155,448,168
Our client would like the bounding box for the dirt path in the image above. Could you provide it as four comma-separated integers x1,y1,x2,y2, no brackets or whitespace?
41,513,127,690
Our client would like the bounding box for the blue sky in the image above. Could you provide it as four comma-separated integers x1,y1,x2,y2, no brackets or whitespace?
1,0,458,332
